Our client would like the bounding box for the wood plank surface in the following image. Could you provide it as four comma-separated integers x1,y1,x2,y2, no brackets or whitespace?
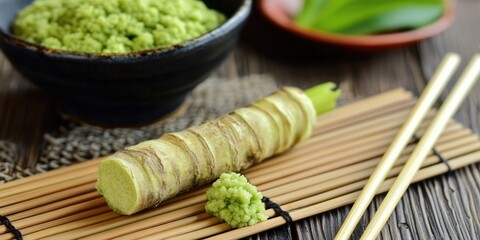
1,0,480,239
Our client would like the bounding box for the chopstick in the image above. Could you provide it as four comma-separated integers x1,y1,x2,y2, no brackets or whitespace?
360,54,480,240
334,53,461,240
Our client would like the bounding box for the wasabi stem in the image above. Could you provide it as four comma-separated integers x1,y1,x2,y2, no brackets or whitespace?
305,82,341,116
205,172,267,228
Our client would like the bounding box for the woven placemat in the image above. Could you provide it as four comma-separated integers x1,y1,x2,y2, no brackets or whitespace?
0,75,278,183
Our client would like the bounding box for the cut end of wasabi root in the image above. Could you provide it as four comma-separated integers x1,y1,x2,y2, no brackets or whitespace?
96,159,141,215
305,82,341,116
205,172,268,228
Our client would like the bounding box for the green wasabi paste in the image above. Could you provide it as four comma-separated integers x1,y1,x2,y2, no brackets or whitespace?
205,172,268,228
12,0,226,53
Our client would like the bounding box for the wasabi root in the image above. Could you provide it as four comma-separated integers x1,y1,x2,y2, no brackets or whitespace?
96,83,340,215
205,172,267,228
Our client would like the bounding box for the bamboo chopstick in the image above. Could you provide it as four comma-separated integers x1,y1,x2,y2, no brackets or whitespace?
334,53,461,240
360,54,480,240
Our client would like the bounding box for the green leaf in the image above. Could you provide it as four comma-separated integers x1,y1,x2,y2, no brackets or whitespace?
295,0,327,26
338,5,443,34
294,0,444,35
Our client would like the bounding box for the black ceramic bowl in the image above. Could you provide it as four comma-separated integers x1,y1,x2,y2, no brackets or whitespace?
0,0,252,126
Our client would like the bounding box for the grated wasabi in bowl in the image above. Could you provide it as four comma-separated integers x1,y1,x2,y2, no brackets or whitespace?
12,0,226,53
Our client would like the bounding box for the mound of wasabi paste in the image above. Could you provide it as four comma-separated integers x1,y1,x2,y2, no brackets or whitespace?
205,172,268,228
12,0,226,53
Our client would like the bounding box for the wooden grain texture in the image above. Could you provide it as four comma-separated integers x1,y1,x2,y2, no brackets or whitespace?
1,0,480,239
0,52,59,171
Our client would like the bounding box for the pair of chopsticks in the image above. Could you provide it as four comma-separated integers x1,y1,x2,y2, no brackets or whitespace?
334,53,480,240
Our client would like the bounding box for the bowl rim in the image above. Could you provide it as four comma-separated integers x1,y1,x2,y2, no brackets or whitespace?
0,0,252,59
258,0,455,48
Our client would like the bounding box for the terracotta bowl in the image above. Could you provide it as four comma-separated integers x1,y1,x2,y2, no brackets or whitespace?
0,0,252,126
258,0,454,51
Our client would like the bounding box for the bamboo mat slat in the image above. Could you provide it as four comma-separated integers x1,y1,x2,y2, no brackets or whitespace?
1,88,480,240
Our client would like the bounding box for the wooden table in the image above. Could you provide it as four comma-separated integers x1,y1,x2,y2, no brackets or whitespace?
1,1,480,239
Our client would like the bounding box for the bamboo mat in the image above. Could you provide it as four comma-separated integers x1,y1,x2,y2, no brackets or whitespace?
1,88,480,240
